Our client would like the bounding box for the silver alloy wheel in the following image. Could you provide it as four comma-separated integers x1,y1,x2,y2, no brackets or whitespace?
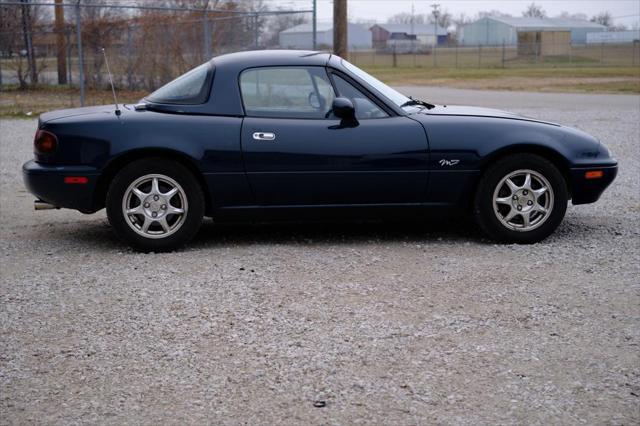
122,174,188,239
492,169,554,232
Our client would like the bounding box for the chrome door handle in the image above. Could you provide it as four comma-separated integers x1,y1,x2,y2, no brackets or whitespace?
252,132,276,141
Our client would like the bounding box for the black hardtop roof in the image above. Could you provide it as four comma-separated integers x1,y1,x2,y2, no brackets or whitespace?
212,50,332,70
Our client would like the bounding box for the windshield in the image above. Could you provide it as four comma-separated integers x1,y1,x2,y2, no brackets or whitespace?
340,59,411,108
146,62,212,105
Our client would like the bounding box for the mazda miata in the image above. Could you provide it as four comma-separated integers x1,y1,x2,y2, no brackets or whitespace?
23,50,617,251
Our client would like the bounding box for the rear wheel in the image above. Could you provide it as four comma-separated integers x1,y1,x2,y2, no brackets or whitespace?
474,154,568,244
106,158,204,252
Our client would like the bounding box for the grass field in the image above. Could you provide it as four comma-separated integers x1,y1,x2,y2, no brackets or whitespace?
362,66,640,93
1,66,638,117
0,85,146,118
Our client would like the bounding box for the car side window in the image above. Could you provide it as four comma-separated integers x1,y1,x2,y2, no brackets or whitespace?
240,67,335,119
331,74,388,119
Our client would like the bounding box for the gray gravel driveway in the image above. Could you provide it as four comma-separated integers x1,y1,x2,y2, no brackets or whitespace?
1,88,639,424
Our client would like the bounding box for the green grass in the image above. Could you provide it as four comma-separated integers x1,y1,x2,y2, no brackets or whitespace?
361,66,640,93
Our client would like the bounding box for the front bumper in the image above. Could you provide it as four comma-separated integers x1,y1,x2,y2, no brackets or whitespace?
22,160,100,213
570,164,618,205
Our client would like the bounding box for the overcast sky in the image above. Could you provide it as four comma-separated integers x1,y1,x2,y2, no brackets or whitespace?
270,0,640,28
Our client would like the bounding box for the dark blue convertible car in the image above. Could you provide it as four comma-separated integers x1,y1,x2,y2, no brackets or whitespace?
23,50,617,251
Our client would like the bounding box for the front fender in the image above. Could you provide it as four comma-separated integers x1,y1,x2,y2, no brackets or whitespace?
414,115,606,207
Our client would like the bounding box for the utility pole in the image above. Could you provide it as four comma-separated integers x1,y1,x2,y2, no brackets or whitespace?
54,0,67,84
333,0,347,57
312,0,317,50
431,3,440,67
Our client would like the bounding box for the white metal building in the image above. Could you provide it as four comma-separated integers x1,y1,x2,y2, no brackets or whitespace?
586,30,640,44
279,22,372,50
460,17,607,46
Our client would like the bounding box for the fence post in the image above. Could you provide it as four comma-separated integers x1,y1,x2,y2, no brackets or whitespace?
478,45,481,67
392,44,396,68
75,0,85,106
600,42,604,65
203,10,211,60
455,44,458,68
126,26,133,90
569,43,572,66
501,41,505,68
433,43,437,68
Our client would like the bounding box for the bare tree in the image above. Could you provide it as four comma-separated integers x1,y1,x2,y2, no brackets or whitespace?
429,10,452,28
20,0,37,84
265,10,307,47
523,3,546,19
388,12,427,25
2,1,47,88
81,0,126,87
557,11,588,21
477,10,512,19
591,11,613,27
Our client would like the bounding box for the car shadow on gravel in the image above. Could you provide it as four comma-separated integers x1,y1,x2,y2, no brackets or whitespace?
39,212,614,251
190,216,479,248
39,214,480,251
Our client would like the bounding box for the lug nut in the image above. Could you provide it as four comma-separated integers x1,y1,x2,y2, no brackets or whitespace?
143,202,150,208
161,204,167,210
512,195,518,200
517,205,522,211
152,212,157,218
154,195,159,201
527,200,533,206
523,190,528,195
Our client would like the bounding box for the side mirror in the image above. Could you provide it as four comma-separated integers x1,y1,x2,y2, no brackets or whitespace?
332,97,355,120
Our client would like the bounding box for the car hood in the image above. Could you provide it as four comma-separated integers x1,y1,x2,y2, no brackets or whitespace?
420,105,560,126
39,105,117,124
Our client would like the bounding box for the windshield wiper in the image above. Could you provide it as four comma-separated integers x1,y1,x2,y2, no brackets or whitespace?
401,96,436,110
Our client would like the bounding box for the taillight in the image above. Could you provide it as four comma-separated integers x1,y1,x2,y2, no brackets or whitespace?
34,129,58,154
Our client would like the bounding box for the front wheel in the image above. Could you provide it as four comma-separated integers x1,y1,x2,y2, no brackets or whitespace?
474,154,568,244
106,158,204,252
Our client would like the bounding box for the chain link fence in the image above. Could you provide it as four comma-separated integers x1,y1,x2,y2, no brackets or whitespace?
349,42,640,69
1,1,639,108
0,0,311,102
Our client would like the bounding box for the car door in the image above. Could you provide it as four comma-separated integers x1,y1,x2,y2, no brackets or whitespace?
239,66,428,206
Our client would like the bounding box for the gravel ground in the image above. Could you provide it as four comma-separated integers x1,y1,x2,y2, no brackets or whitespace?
1,88,639,425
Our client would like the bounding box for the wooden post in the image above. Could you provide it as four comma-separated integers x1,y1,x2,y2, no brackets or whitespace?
455,44,458,68
392,44,397,67
333,0,347,57
54,0,67,85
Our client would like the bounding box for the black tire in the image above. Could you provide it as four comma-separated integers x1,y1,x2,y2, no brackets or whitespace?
106,158,204,252
473,153,568,244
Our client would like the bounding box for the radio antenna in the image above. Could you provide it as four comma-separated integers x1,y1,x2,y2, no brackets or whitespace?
101,47,121,116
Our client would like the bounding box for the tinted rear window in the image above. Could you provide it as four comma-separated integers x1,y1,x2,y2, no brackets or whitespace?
146,62,213,105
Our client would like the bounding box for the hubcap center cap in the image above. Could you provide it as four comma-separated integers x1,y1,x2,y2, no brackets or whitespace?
143,195,167,217
512,190,535,212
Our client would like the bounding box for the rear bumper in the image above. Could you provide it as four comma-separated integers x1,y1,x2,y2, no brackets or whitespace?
22,160,100,213
570,164,618,205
